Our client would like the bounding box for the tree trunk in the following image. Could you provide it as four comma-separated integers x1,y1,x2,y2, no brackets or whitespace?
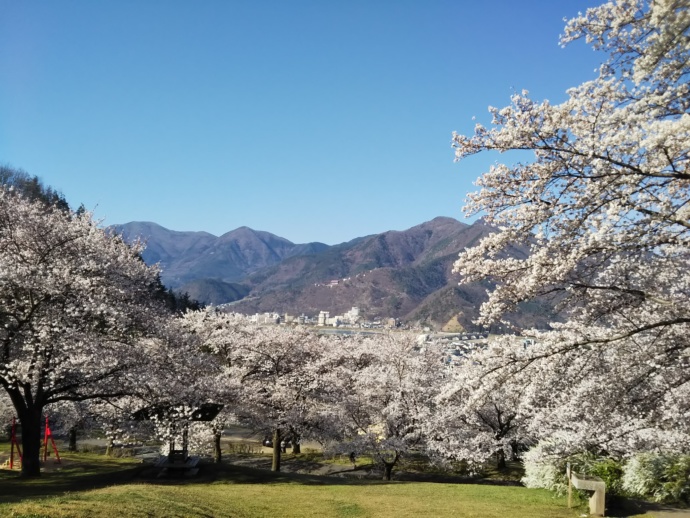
19,407,43,478
382,461,394,481
213,432,222,463
510,440,519,461
271,428,281,472
68,428,78,452
290,430,301,454
105,436,114,457
381,452,399,481
496,448,507,469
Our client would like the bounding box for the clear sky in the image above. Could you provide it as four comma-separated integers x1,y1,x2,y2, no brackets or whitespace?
1,0,603,245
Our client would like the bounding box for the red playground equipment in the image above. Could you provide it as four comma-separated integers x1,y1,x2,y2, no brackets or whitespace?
6,416,61,470
43,416,61,464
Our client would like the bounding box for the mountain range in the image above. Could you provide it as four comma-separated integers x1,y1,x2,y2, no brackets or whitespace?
112,218,557,331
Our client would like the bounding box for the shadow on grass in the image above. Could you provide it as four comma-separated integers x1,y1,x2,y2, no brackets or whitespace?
169,462,380,486
0,454,526,507
0,460,149,504
0,460,375,506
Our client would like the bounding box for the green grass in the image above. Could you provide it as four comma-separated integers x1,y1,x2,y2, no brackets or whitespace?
0,452,145,501
0,451,587,518
0,449,653,518
2,483,582,518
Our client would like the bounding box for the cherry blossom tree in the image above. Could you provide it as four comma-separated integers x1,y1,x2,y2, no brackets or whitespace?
325,332,443,480
182,310,330,471
0,391,12,438
430,359,531,470
79,397,151,456
0,190,173,476
44,400,95,452
450,0,690,456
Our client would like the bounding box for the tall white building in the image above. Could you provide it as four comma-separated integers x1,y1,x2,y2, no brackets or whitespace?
344,306,360,323
318,311,329,326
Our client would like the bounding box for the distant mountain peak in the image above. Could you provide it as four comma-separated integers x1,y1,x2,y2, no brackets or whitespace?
112,221,332,290
109,217,549,332
112,217,549,330
113,221,217,238
430,216,460,223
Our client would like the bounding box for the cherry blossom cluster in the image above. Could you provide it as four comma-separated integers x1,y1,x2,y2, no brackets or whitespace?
445,0,690,460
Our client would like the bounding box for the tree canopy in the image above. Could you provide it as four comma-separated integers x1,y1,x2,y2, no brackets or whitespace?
449,0,690,456
0,165,69,211
0,189,178,476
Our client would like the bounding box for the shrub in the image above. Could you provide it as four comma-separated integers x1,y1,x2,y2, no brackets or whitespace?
79,444,106,454
522,443,624,497
622,453,690,503
110,447,136,458
663,456,690,503
521,444,569,494
226,441,262,454
589,458,624,496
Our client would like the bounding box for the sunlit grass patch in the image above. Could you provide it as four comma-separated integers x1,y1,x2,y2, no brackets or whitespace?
0,455,595,517
2,479,584,518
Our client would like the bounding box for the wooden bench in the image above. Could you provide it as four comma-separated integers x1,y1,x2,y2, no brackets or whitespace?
567,464,606,516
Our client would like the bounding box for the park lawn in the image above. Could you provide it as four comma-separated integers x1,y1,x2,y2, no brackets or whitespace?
0,451,145,501
0,456,582,518
1,479,581,518
0,451,649,518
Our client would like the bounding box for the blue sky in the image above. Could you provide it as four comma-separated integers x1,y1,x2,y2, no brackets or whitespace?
1,0,603,245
